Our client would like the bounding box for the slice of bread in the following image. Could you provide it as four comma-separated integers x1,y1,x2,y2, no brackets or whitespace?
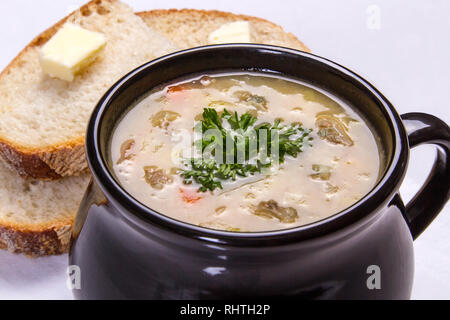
136,9,310,52
0,0,179,180
0,159,90,257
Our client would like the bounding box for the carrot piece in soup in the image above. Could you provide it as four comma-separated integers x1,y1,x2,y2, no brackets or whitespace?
167,84,190,102
167,85,185,94
180,188,203,204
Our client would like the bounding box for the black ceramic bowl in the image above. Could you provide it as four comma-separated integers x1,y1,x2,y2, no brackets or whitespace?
70,45,450,300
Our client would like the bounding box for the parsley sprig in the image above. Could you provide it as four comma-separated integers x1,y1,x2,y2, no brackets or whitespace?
181,108,312,192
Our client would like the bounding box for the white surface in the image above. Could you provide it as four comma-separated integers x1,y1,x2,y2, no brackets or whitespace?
0,0,449,300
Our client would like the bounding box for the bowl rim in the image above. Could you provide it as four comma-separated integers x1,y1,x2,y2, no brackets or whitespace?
85,44,409,245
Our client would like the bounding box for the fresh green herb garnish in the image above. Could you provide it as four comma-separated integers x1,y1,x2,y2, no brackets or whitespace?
182,158,268,193
181,108,313,192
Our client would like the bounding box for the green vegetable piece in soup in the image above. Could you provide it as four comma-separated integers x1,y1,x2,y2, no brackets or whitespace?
252,200,298,223
151,110,181,129
208,100,234,109
316,115,354,146
301,87,346,116
117,139,135,164
234,91,268,111
311,164,332,181
144,166,174,190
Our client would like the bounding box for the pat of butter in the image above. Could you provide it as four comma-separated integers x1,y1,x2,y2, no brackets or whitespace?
208,21,251,44
39,23,106,81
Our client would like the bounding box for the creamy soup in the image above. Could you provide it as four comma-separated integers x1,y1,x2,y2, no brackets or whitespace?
110,74,380,232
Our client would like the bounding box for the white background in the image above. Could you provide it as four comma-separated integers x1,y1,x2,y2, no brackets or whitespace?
0,0,449,300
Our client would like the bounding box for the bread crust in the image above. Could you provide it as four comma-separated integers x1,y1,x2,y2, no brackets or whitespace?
0,6,310,181
0,226,72,257
0,140,62,180
0,138,89,180
0,217,74,257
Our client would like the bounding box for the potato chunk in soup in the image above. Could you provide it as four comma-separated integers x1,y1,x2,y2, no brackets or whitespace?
111,74,380,232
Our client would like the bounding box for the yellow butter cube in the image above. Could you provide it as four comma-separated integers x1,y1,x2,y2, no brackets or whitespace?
208,21,251,44
39,23,106,81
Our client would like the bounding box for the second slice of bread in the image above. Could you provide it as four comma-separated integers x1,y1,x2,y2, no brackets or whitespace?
137,9,310,52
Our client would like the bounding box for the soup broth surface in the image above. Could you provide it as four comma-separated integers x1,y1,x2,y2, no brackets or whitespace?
111,74,380,232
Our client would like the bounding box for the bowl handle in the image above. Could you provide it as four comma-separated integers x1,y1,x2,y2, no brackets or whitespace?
401,113,450,240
